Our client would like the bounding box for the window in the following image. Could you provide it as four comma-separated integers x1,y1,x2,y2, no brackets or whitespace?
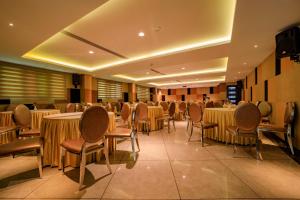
97,79,122,100
136,85,150,101
0,62,66,103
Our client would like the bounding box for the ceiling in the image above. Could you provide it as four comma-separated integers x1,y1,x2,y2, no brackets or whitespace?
1,0,300,88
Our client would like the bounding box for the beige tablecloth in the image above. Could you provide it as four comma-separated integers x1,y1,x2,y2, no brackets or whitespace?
0,109,60,144
203,108,254,145
41,112,115,168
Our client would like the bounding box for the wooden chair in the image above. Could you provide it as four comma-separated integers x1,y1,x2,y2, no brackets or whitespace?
105,107,140,159
13,104,40,137
226,103,262,160
0,136,43,177
258,102,295,155
160,101,169,116
188,103,218,146
257,101,272,123
66,103,76,113
135,103,151,135
179,102,187,120
205,101,214,108
116,103,131,128
60,106,112,190
156,102,176,133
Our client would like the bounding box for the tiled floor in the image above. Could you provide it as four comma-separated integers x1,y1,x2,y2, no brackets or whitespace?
1,121,300,199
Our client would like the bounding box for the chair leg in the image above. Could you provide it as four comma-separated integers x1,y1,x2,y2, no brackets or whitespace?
135,132,140,152
131,134,136,153
60,147,65,173
79,152,86,190
168,119,170,133
188,123,193,142
104,138,112,173
233,135,237,153
256,137,263,160
37,151,43,178
201,128,204,147
287,127,295,155
173,119,176,131
186,120,189,131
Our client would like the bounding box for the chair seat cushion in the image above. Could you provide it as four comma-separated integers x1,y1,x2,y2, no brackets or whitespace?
227,126,257,138
194,122,218,129
20,128,40,137
61,138,102,154
106,127,132,137
258,124,286,133
0,137,42,156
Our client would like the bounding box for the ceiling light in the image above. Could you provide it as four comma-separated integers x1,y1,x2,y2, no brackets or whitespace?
181,67,185,70
8,23,14,27
146,72,150,75
89,50,94,54
238,72,241,74
138,32,145,37
254,44,258,48
243,62,247,65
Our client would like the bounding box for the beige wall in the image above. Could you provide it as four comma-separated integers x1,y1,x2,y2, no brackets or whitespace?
244,52,300,150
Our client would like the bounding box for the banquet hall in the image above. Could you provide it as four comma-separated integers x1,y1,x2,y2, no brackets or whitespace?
1,0,300,199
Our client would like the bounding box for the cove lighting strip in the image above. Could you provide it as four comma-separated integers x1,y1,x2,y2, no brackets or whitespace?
114,66,227,81
23,36,231,72
149,77,225,86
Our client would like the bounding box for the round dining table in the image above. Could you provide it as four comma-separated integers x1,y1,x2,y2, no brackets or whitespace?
0,109,60,144
40,112,116,168
203,107,254,145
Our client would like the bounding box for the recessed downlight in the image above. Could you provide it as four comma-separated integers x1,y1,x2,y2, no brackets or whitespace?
146,72,150,75
138,32,145,37
8,23,14,27
254,44,258,48
243,62,247,65
89,50,94,54
238,71,241,74
181,67,185,70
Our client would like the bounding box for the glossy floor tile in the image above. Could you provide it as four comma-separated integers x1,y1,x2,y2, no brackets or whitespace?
0,120,299,199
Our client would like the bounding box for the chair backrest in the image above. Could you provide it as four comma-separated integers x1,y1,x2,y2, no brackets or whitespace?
213,102,222,108
238,101,246,106
6,104,17,111
169,102,176,117
66,103,76,113
257,101,272,117
160,101,168,112
121,103,130,121
189,103,202,123
134,103,148,127
154,101,159,106
13,104,32,128
80,106,109,143
234,103,261,132
205,101,214,108
179,102,186,112
105,103,112,112
284,102,296,126
198,102,205,113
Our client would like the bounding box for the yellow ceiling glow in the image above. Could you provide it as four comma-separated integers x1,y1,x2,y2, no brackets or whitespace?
113,65,227,82
149,77,225,87
22,0,236,72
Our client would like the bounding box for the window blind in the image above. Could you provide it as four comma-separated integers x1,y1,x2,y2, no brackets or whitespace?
0,63,66,103
137,85,150,101
97,79,122,100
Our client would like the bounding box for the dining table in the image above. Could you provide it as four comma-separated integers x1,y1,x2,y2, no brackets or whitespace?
0,109,60,144
203,107,254,145
40,112,116,168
